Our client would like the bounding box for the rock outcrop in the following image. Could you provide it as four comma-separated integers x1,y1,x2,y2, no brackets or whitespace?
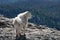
0,15,60,40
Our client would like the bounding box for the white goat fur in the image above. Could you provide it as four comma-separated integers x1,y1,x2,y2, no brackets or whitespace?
13,11,32,36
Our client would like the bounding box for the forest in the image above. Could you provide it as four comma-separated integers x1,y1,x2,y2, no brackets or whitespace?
0,0,60,30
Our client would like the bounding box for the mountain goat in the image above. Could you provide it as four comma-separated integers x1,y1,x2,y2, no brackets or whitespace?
13,11,32,36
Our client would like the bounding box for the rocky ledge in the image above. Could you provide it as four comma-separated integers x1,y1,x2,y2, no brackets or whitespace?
0,15,60,40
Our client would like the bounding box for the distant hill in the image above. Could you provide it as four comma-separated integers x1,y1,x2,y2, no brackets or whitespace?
0,0,60,30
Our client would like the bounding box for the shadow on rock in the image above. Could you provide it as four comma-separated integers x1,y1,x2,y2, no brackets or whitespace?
15,34,27,40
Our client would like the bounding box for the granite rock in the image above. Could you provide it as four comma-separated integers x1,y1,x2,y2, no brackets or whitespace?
0,15,60,40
